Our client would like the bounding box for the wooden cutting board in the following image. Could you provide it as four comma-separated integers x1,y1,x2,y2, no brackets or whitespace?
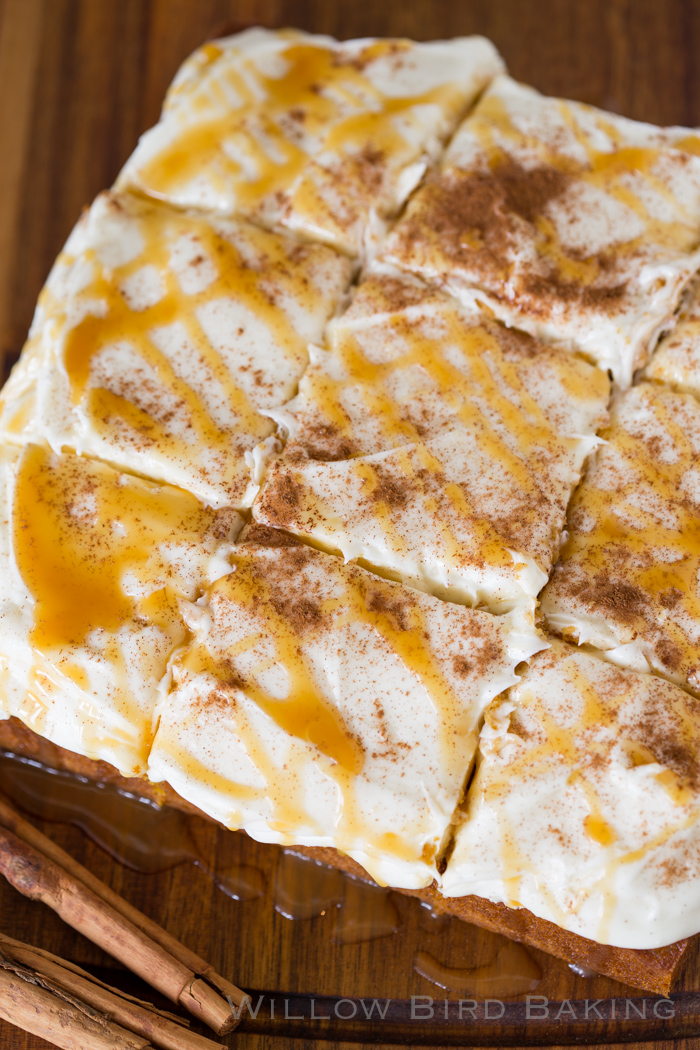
2,2,700,1048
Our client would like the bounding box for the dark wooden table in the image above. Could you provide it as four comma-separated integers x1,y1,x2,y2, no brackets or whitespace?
2,2,700,1048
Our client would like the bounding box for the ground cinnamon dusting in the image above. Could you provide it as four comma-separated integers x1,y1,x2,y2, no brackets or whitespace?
258,471,301,523
368,464,409,509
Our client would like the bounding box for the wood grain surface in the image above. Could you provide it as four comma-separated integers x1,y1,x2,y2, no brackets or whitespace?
2,2,700,1049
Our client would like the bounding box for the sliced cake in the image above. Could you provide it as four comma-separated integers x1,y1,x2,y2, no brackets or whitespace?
118,28,504,256
0,442,241,775
254,272,609,613
382,74,700,386
645,276,700,397
0,191,351,508
541,382,700,694
148,524,542,889
442,640,700,949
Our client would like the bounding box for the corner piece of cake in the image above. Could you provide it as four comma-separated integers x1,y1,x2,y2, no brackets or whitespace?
117,28,504,256
381,73,700,386
442,640,700,950
147,524,543,889
0,442,241,775
253,272,609,614
541,382,700,694
0,190,351,508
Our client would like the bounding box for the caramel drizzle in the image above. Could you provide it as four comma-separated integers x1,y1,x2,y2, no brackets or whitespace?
555,384,700,679
134,40,466,237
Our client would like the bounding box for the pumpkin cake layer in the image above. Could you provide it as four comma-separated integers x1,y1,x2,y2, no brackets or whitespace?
541,382,700,694
381,74,700,387
0,442,241,776
442,639,700,949
0,190,351,509
117,28,504,256
254,272,609,614
147,525,543,889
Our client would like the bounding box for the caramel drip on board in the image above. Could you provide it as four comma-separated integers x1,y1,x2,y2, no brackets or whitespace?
0,751,267,900
414,940,542,997
274,851,401,943
274,850,345,920
0,754,411,944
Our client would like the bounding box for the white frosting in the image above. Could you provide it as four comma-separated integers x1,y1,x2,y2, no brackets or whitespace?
0,191,350,509
442,640,700,949
0,443,241,775
382,74,700,387
255,273,609,614
117,28,504,256
148,531,543,888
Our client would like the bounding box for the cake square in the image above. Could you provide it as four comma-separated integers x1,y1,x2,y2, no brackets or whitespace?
381,74,700,386
148,525,543,888
0,442,241,775
442,640,700,949
541,382,700,694
0,190,351,509
117,28,504,256
645,276,700,396
254,273,609,613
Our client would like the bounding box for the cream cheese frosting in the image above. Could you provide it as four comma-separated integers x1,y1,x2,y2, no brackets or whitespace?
147,525,543,888
0,190,351,508
541,382,700,695
117,28,504,256
254,272,609,613
381,74,700,387
0,442,241,775
441,640,700,949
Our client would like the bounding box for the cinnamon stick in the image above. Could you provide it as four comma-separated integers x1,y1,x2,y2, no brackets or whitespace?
0,796,248,1011
0,934,187,1023
0,935,225,1050
0,960,152,1050
0,824,235,1034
